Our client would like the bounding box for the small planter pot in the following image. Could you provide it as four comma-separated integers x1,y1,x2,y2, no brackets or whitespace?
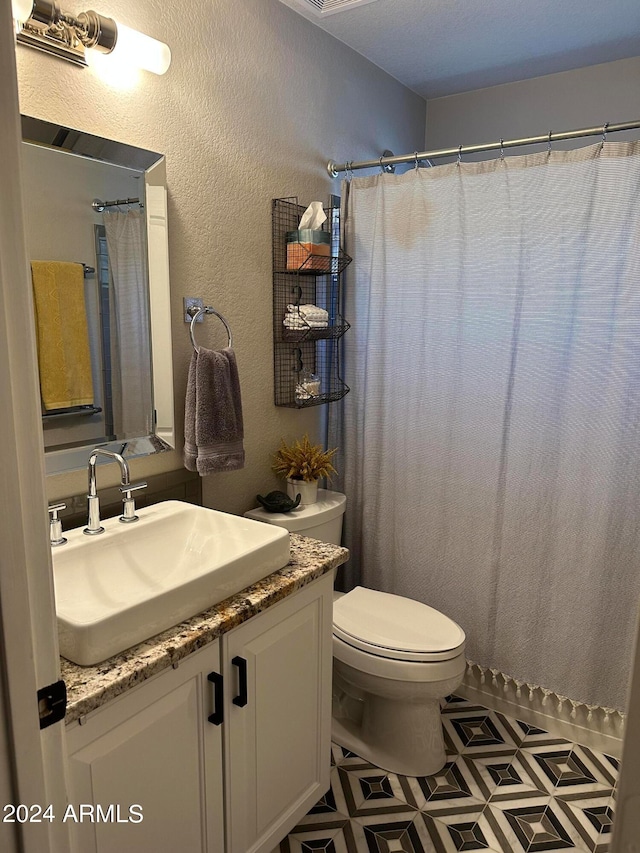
286,478,318,507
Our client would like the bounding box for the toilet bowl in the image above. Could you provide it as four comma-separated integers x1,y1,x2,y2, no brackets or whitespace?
332,585,465,776
244,490,466,777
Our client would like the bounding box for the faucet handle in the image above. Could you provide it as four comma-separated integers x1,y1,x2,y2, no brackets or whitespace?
119,482,147,523
48,502,67,547
120,481,147,497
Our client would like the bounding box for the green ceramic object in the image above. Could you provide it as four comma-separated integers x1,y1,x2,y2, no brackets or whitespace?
256,490,301,513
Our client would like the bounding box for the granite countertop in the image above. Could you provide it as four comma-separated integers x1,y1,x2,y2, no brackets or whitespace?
61,534,349,724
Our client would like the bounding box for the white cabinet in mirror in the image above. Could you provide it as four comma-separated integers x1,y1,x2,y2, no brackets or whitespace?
20,115,175,475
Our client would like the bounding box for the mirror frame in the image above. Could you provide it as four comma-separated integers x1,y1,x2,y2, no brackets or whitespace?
21,115,175,475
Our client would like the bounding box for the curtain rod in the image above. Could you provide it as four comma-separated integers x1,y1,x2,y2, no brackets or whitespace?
91,197,142,212
327,120,640,177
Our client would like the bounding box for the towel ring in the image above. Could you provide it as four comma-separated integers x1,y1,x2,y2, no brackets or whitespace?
188,306,233,352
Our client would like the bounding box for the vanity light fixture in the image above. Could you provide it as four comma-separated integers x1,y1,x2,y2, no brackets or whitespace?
11,0,171,75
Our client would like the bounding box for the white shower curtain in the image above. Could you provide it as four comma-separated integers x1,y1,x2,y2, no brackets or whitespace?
104,210,153,439
330,141,640,712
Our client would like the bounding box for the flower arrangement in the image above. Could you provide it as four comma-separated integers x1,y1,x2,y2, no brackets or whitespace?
272,434,337,483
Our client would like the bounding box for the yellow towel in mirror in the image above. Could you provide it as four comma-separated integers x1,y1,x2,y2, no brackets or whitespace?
30,261,94,410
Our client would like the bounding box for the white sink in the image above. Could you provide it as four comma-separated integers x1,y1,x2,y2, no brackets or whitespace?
53,500,290,666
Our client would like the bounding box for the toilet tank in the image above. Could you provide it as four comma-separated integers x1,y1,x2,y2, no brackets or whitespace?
244,489,346,545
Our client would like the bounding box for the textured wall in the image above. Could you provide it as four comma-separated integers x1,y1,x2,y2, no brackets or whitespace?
15,0,426,513
425,56,640,159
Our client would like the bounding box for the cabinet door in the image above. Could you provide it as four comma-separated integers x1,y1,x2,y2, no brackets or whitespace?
224,573,333,853
65,643,224,853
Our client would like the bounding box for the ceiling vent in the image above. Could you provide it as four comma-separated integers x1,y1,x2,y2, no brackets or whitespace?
279,0,381,18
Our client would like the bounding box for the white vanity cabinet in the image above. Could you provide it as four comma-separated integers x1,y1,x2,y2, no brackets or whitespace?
65,640,225,853
65,572,333,853
222,573,333,853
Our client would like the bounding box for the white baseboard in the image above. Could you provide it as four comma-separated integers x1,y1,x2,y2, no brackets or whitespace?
461,662,624,759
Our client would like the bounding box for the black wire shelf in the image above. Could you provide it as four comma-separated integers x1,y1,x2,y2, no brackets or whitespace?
280,321,351,344
272,197,351,408
276,386,350,409
273,246,352,277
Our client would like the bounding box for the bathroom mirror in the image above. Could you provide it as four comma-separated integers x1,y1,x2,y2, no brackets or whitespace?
20,115,175,475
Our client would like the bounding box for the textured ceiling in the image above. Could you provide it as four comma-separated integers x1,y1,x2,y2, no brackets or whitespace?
278,0,640,98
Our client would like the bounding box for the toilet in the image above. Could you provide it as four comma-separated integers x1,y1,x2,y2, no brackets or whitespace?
244,490,466,777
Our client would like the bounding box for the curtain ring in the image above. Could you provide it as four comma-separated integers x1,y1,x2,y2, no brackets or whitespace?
500,138,505,161
414,151,420,171
457,144,463,165
346,161,354,181
601,121,609,149
547,130,552,157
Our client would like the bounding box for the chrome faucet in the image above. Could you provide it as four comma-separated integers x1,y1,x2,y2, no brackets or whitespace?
83,448,147,535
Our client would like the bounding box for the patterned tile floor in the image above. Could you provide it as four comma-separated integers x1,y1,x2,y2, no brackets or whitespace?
277,696,619,853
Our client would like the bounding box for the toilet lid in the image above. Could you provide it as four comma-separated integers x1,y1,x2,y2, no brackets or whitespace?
333,587,465,662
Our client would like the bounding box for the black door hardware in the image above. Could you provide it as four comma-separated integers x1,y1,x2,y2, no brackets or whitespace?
231,656,248,707
207,671,224,725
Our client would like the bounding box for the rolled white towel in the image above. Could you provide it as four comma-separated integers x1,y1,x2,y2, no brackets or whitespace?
286,303,329,322
284,313,328,329
284,318,328,328
300,303,328,315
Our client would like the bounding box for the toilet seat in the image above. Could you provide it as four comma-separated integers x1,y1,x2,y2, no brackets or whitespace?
333,586,465,663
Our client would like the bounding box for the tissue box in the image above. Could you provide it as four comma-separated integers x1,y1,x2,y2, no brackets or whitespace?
286,229,331,271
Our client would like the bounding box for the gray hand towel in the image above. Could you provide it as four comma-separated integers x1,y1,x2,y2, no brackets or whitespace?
183,347,245,475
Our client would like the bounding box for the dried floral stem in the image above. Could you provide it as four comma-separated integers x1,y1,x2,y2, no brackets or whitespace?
273,434,337,482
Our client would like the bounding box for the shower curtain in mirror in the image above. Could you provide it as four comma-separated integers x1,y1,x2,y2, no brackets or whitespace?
104,210,152,439
330,142,640,712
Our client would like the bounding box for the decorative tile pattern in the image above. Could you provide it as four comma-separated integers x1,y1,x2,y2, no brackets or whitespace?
555,793,617,853
404,756,487,815
355,814,434,852
337,765,417,818
421,803,505,851
517,744,615,797
485,798,591,852
442,707,520,758
278,696,619,853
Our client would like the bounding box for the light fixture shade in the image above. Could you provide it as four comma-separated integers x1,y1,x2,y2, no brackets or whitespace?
12,1,171,77
11,0,34,23
110,22,171,75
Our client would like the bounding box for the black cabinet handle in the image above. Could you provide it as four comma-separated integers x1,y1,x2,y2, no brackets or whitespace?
207,671,224,725
232,656,248,707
